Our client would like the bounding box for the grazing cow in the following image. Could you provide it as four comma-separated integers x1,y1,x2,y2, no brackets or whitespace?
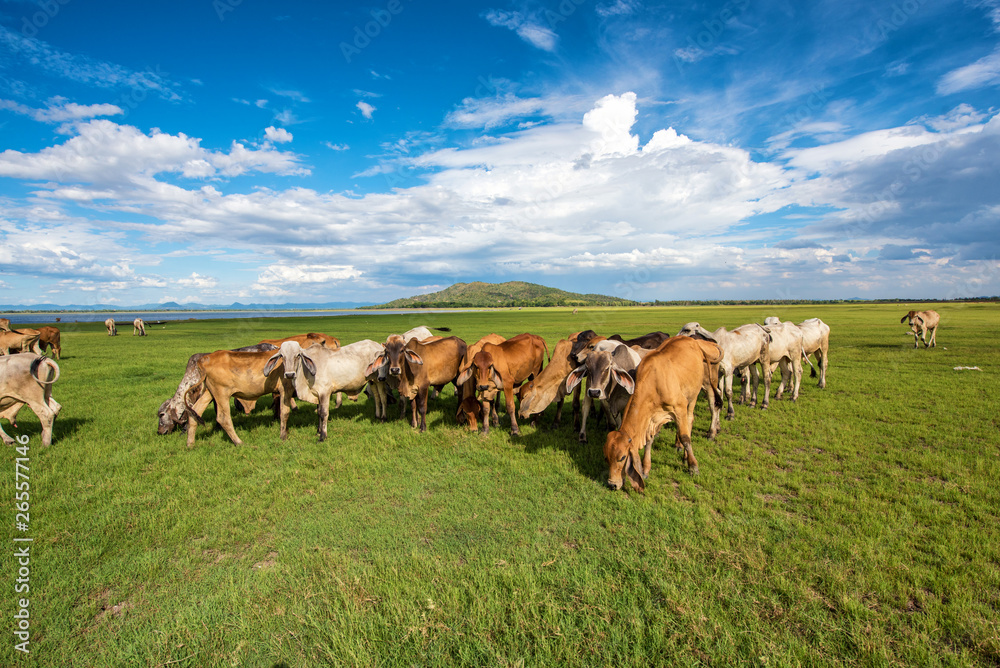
260,332,340,350
105,318,117,336
157,343,277,436
0,354,61,447
901,310,940,348
456,333,506,430
675,322,771,420
266,339,384,441
759,320,806,403
38,326,61,360
183,349,294,446
0,318,10,331
133,318,147,336
455,333,547,436
366,335,468,432
603,337,724,491
0,329,43,356
517,339,576,427
566,342,640,443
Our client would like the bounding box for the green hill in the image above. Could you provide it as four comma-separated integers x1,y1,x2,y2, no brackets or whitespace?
364,281,637,309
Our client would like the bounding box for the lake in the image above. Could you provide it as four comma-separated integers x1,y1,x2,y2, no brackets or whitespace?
1,310,463,326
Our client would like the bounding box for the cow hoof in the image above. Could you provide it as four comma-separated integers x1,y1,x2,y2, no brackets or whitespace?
725,413,735,421
688,466,699,476
510,429,520,438
578,433,588,444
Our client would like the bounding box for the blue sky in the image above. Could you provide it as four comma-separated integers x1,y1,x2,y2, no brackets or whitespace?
1,0,998,306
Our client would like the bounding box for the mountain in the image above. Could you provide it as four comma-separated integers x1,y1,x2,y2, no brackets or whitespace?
363,281,637,309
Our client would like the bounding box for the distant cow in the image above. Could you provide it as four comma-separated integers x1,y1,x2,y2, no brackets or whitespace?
105,318,117,336
133,318,146,336
38,326,61,360
0,354,61,447
901,310,939,348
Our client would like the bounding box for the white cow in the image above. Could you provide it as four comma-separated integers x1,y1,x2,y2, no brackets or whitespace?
0,354,61,446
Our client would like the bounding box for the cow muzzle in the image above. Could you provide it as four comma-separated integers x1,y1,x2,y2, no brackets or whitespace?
606,478,622,490
284,372,296,379
588,388,602,399
477,384,489,392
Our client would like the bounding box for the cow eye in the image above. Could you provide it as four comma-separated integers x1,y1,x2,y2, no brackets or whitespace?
617,455,627,462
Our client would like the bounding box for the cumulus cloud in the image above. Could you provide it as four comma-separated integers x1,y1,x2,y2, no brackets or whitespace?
356,101,376,119
264,126,293,143
176,272,218,289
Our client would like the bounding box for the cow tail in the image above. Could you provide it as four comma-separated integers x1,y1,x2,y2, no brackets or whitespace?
30,357,60,384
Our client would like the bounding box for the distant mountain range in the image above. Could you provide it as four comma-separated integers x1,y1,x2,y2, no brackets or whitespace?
0,301,372,312
363,281,637,309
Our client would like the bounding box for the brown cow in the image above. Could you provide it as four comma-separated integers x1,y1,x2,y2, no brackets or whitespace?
608,331,671,349
456,333,547,436
901,310,940,348
366,335,467,432
456,333,506,430
38,326,61,359
183,349,294,446
603,336,723,491
260,332,340,350
0,318,10,331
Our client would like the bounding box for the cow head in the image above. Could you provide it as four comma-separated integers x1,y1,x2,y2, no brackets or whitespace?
565,350,635,400
900,311,917,325
457,350,503,396
157,398,185,435
604,430,646,492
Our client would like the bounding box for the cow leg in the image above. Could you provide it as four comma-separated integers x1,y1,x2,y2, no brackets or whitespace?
24,399,56,447
678,402,697,475
757,362,770,410
818,346,828,389
578,390,592,443
318,392,331,442
737,367,750,405
278,390,292,441
929,326,937,348
416,387,429,432
504,383,521,437
480,398,491,435
0,403,20,444
186,392,214,447
572,385,582,431
214,393,243,445
791,358,802,401
723,368,736,420
335,392,343,409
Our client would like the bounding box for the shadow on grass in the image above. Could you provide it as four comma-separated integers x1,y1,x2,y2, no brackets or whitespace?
54,415,89,443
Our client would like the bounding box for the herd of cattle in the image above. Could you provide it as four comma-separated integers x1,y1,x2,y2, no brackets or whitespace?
0,309,941,491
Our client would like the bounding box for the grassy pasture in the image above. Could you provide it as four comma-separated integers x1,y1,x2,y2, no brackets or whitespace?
2,303,999,667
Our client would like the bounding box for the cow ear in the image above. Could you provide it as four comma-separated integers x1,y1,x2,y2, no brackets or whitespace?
565,364,587,393
612,367,635,395
625,450,646,492
456,365,474,386
299,354,317,376
262,352,282,376
404,349,423,366
365,354,385,377
900,314,910,324
490,366,504,388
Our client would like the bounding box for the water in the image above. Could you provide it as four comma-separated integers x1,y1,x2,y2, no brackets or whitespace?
1,310,458,326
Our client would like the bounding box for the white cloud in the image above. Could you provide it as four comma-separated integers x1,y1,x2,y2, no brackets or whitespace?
264,126,293,143
484,10,558,51
324,142,350,151
0,98,123,123
176,272,218,289
937,46,1000,95
357,101,376,119
0,26,181,101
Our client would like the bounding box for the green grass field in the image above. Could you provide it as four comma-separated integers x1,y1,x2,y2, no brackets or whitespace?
2,303,999,666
